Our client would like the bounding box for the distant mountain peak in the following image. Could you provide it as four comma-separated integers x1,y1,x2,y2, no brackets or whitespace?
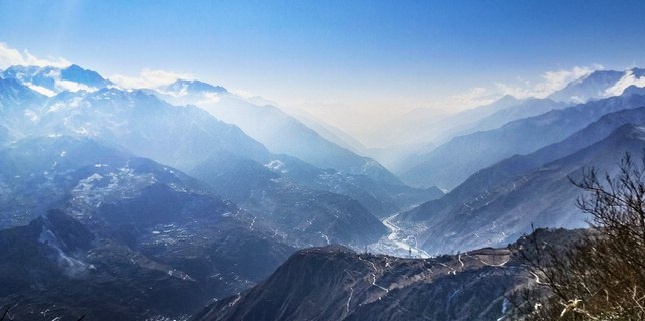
60,64,112,88
603,68,645,97
548,69,624,103
629,67,645,78
0,64,111,96
496,94,520,103
622,85,645,96
0,75,45,104
162,78,228,96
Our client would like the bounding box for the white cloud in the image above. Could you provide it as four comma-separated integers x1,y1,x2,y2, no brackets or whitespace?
0,42,70,69
442,65,605,111
196,92,221,105
229,89,255,99
604,69,645,97
56,79,97,93
109,69,193,89
450,87,498,108
494,65,601,99
26,84,56,97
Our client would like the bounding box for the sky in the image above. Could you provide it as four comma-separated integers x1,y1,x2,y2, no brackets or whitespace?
1,0,645,142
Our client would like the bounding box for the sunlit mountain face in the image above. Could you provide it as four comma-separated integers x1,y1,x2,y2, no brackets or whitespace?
1,1,645,320
0,62,446,320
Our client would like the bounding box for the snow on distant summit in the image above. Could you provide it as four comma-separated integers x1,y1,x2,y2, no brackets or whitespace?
605,68,645,97
549,68,645,103
548,69,624,103
0,64,112,96
160,79,228,96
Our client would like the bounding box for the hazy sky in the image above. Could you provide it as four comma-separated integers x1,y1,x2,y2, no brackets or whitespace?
1,0,645,141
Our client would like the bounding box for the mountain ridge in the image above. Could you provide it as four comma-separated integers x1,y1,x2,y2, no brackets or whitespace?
400,90,645,189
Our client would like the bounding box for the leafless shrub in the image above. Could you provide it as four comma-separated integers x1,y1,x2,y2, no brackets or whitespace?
509,152,645,320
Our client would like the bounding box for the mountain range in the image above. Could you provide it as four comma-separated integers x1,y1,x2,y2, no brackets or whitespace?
153,79,401,184
191,228,584,321
1,60,645,320
0,135,295,320
0,64,434,319
397,90,645,254
400,83,645,190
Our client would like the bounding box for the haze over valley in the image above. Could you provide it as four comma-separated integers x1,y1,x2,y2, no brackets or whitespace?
1,1,645,320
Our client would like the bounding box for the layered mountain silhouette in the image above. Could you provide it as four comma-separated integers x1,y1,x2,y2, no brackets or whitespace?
0,136,296,320
0,67,436,244
2,60,645,320
0,64,439,319
191,228,584,321
153,80,401,184
399,106,645,254
401,88,645,190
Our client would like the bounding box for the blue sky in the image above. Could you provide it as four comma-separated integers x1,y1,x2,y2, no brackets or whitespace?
1,0,645,139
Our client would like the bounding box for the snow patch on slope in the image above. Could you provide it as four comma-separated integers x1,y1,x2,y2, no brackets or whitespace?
605,69,645,97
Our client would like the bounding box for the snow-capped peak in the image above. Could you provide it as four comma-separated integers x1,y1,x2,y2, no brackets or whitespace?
0,64,112,97
604,68,645,98
548,69,625,103
160,79,228,97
